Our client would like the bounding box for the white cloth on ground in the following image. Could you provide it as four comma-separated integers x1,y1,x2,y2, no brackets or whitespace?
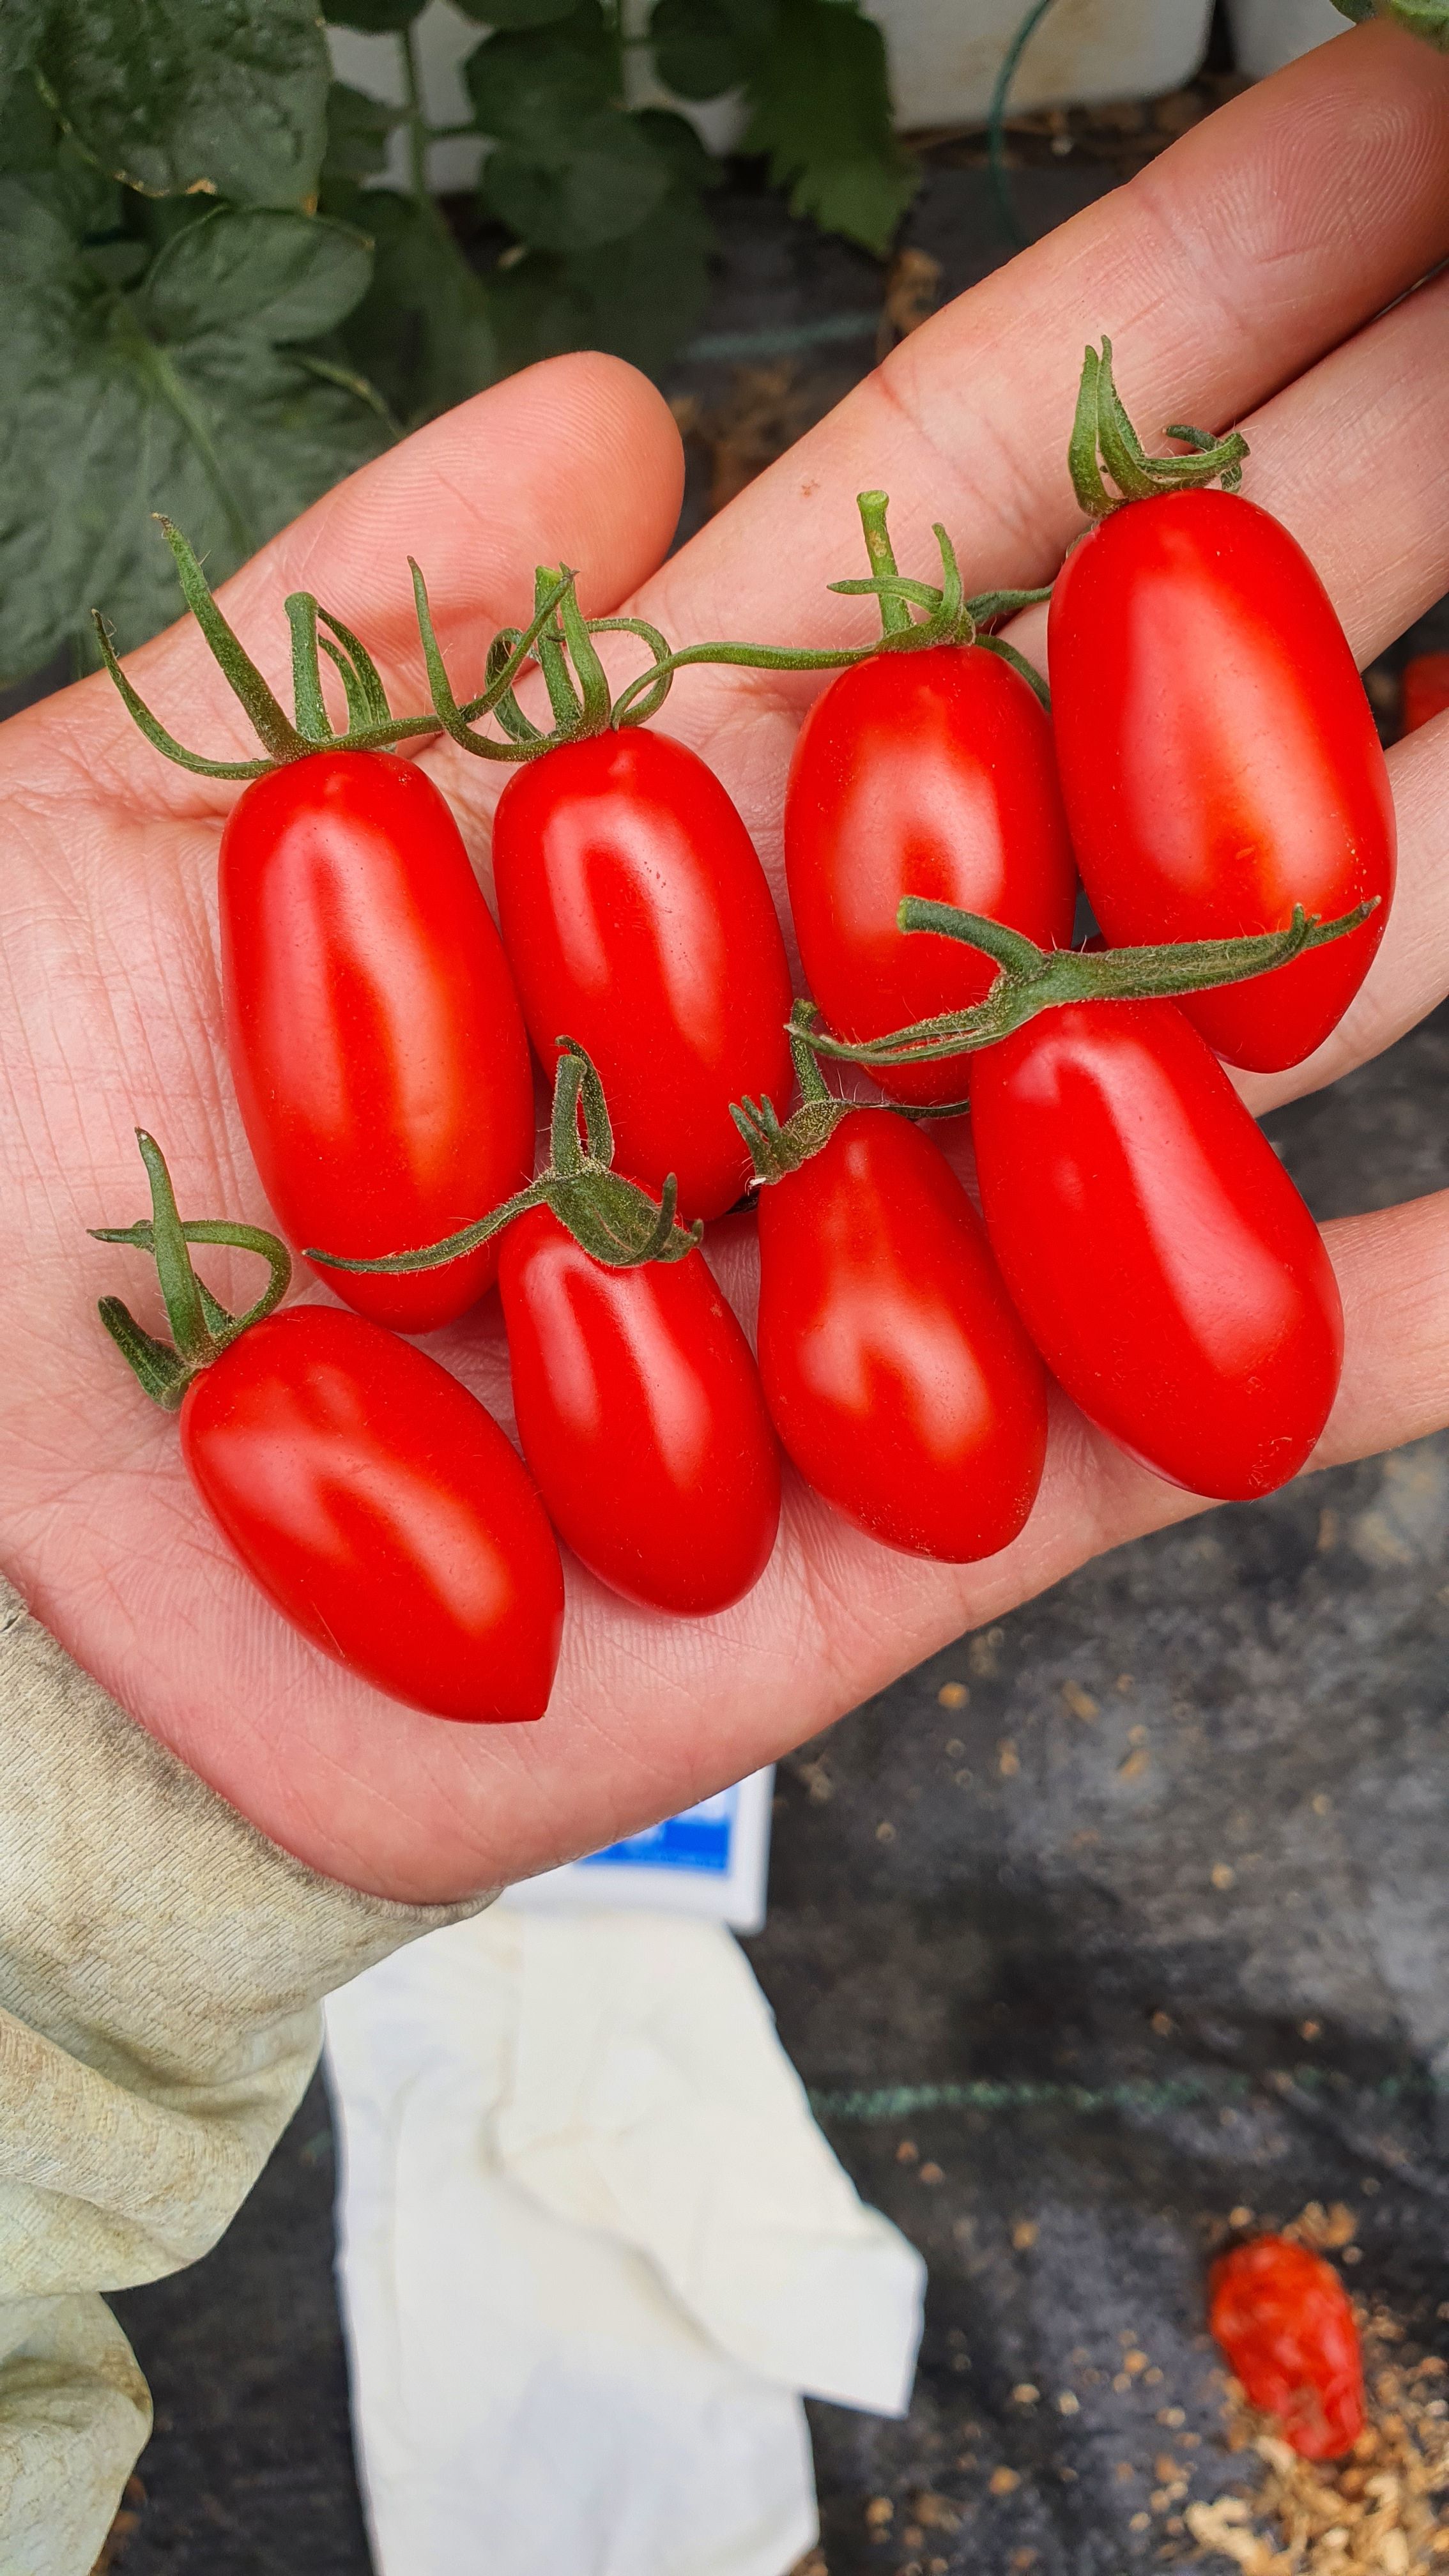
325,1905,926,2576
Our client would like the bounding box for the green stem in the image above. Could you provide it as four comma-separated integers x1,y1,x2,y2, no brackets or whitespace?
1070,338,1248,519
609,512,1052,726
399,21,429,206
125,329,256,569
309,1043,702,1278
730,1000,858,1186
805,897,1380,1070
92,1133,292,1410
988,0,1059,250
856,493,912,638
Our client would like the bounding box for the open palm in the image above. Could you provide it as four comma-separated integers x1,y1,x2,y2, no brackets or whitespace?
6,21,1449,1905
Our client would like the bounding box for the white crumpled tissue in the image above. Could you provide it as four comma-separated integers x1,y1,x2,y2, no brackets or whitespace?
324,1905,926,2576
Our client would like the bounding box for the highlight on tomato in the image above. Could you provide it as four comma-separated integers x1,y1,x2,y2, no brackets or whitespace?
785,493,1078,1109
1209,2235,1365,2461
310,1040,780,1618
735,1013,1048,1562
1049,340,1394,1074
92,1133,564,1724
222,750,534,1334
500,1205,780,1616
95,525,535,1336
491,726,793,1221
402,560,794,1225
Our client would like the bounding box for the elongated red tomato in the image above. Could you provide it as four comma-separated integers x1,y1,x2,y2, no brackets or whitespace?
181,1307,564,1721
784,646,1078,1107
1049,490,1395,1072
970,999,1343,1500
755,1112,1048,1560
499,1207,779,1615
1209,2237,1363,2460
222,752,534,1333
491,731,793,1220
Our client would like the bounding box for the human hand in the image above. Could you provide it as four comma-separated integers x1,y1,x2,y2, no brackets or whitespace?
4,20,1448,1904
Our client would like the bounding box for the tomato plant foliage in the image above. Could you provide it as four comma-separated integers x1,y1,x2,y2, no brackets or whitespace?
0,161,388,677
0,0,914,681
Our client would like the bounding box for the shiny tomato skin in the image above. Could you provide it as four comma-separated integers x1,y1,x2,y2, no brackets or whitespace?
490,731,793,1221
499,1206,780,1616
180,1306,563,1721
784,645,1078,1108
1048,490,1395,1072
969,1000,1343,1501
1209,2236,1364,2460
755,1111,1048,1560
221,751,534,1334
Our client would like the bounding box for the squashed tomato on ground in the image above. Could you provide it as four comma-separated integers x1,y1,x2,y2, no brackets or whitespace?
1209,2235,1365,2461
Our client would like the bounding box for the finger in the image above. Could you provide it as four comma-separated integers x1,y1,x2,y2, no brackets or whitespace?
638,20,1449,693
22,353,684,812
1315,1192,1449,1470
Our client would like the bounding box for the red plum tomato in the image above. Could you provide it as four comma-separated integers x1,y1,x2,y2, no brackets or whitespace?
180,1306,564,1721
1048,491,1394,1072
1209,2235,1364,2461
783,645,1078,1107
490,731,794,1221
755,1110,1048,1560
969,999,1343,1501
499,1206,780,1616
220,751,534,1333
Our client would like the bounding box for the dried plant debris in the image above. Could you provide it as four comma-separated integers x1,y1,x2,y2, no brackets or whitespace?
1188,2306,1449,2573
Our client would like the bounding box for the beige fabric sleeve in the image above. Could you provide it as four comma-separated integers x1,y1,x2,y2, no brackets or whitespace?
0,1576,491,2576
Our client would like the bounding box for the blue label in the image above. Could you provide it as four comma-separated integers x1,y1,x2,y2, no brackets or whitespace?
580,1786,737,1877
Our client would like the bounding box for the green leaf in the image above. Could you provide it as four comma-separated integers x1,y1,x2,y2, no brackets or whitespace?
484,105,670,251
454,0,578,26
649,0,747,98
34,0,330,206
1383,0,1449,41
633,105,719,193
0,188,388,680
0,64,69,176
330,185,499,427
326,0,428,27
0,1,50,123
464,7,615,146
139,203,374,341
491,180,710,378
741,0,917,255
323,79,403,184
1331,0,1449,34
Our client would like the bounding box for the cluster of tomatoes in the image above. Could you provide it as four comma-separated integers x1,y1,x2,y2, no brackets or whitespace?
93,345,1393,1726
